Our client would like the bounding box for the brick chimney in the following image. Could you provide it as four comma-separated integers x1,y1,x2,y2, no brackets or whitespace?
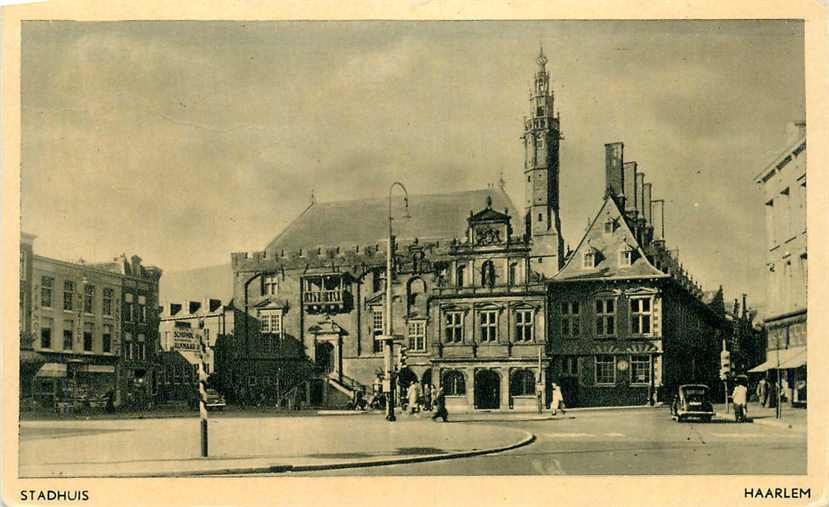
623,161,638,217
643,183,653,225
643,182,654,245
651,199,665,243
604,142,625,206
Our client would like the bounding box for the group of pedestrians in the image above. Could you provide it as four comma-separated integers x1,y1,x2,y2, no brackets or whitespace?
401,382,448,422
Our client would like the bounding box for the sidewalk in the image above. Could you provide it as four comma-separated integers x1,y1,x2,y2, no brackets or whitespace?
715,402,807,432
19,414,533,477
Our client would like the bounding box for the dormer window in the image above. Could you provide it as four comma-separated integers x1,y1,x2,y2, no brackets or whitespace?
604,219,615,235
583,251,596,269
619,248,634,267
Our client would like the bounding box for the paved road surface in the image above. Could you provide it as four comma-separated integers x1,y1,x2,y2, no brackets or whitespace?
287,408,806,476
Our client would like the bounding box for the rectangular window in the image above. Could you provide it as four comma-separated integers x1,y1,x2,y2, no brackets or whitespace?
445,312,463,344
124,293,133,322
102,324,112,353
595,298,616,337
514,309,534,342
583,252,595,269
137,295,146,323
138,334,146,360
372,307,384,353
630,355,651,385
63,320,74,350
407,320,426,352
83,323,93,352
630,297,652,335
124,332,133,360
270,314,282,336
561,302,580,338
40,318,53,349
103,288,113,316
508,263,517,286
595,355,616,385
479,310,497,342
619,249,633,267
604,220,614,234
41,276,54,308
456,264,466,287
264,274,279,295
83,284,95,314
562,356,578,376
63,280,75,311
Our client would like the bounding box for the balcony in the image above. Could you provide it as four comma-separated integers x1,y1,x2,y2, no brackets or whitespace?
432,282,545,298
303,275,350,314
303,290,343,304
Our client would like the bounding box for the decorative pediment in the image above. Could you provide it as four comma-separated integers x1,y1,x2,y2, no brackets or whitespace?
308,317,348,336
624,287,660,296
254,297,288,310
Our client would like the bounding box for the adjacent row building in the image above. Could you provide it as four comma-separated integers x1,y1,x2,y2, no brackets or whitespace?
750,121,807,406
19,235,162,410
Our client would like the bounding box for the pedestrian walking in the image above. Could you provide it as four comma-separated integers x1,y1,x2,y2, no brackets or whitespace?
551,383,566,416
432,387,448,422
408,382,419,415
756,377,768,407
424,383,433,411
732,381,748,423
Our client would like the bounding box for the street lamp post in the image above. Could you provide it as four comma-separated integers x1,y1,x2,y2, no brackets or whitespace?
384,182,410,422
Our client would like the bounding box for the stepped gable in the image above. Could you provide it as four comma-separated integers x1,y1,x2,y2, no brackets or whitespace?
264,187,519,255
554,195,666,282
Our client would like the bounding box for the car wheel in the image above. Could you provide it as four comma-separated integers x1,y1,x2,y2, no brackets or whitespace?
702,416,712,423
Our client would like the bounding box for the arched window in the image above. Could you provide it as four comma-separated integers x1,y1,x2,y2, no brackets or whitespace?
481,260,496,288
443,370,466,396
510,369,536,396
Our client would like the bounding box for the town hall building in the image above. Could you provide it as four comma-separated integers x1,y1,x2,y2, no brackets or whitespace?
227,48,726,410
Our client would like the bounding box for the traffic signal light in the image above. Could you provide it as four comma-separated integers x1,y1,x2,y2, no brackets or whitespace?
398,346,408,368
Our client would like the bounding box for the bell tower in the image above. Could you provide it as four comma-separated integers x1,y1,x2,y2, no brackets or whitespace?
522,45,564,277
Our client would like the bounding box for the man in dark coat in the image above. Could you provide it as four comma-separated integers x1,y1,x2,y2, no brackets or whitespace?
431,387,448,422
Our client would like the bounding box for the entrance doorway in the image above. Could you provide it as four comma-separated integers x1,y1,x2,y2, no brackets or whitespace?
475,369,500,409
315,342,334,374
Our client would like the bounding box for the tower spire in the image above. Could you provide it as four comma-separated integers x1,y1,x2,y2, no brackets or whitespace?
536,42,548,68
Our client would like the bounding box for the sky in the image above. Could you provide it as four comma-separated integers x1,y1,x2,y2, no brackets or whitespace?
21,20,805,309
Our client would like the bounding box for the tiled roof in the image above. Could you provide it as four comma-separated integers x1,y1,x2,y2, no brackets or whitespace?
554,195,666,282
265,188,519,254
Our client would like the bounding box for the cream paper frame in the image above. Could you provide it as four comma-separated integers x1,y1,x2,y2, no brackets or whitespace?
2,2,827,506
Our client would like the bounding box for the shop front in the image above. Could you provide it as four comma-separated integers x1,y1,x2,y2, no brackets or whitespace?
31,357,118,411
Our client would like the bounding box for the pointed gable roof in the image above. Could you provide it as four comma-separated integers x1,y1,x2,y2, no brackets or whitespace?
265,188,519,253
554,195,667,282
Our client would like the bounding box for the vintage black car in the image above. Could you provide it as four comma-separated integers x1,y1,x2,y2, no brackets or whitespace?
671,384,715,422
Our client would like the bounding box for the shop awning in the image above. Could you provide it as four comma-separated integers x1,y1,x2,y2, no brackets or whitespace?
79,364,116,373
748,346,807,372
35,363,67,378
